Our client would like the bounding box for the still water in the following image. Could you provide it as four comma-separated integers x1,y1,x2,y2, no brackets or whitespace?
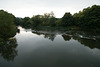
0,27,100,67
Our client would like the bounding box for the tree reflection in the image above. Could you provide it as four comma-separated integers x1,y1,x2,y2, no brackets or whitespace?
62,31,100,49
0,38,18,61
44,34,56,41
32,31,56,41
32,27,100,49
17,28,20,33
73,36,100,49
62,35,71,41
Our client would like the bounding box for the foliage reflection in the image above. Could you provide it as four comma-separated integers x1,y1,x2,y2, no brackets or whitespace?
0,38,18,61
32,28,100,49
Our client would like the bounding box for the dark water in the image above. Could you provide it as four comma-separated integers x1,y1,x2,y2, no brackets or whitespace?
0,27,100,67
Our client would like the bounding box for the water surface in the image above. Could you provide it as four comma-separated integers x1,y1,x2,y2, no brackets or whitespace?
0,27,100,67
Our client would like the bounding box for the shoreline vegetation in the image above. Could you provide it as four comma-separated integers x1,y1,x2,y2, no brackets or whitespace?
14,5,100,31
0,10,16,45
0,4,100,44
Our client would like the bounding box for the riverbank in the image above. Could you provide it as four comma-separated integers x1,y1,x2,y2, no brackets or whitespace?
31,26,100,32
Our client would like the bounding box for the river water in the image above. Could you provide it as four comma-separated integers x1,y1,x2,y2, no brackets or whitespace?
0,27,100,67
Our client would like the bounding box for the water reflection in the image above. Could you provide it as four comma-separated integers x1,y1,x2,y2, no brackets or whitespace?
32,31,56,41
73,36,100,49
32,28,100,49
62,35,71,41
3,27,99,67
0,38,18,61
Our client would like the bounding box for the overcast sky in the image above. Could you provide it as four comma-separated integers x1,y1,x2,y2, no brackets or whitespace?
0,0,100,18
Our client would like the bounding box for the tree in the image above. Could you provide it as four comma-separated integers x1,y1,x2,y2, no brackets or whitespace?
73,11,83,26
42,13,50,26
21,17,30,27
75,5,100,29
30,15,42,27
61,12,74,26
15,17,22,26
55,19,62,26
41,11,56,26
0,10,16,38
48,11,56,26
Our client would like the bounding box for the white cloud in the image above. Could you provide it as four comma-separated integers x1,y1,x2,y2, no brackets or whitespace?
0,0,100,18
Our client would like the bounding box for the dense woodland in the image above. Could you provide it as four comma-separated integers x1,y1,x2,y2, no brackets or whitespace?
0,5,100,44
15,5,100,30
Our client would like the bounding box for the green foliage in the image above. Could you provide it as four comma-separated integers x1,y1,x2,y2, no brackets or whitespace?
48,17,56,27
14,5,100,30
0,42,4,45
15,17,22,26
0,10,16,38
73,5,100,29
30,15,42,27
0,38,4,45
29,11,56,27
22,17,30,27
42,13,50,26
41,11,56,26
15,17,31,28
61,12,74,26
0,38,18,61
73,11,83,25
55,19,62,26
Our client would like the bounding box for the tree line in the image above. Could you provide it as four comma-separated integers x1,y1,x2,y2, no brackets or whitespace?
15,5,100,30
0,4,100,43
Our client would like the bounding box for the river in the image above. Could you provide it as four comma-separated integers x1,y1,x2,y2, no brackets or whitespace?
0,26,100,67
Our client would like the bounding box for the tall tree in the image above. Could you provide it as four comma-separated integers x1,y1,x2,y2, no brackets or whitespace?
61,12,74,26
30,15,42,27
0,10,16,38
48,11,56,26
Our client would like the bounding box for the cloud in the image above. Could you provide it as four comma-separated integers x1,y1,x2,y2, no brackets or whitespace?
0,0,99,18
